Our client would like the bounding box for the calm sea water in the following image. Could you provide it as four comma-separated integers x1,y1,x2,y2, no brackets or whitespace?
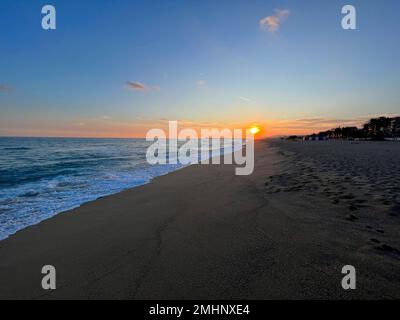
0,137,189,240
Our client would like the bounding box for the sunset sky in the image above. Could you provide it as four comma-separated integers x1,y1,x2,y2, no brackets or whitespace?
0,0,399,137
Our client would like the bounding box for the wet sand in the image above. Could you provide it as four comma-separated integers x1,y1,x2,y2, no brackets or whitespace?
0,140,399,299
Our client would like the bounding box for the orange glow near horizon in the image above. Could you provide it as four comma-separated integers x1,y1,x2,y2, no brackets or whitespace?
0,117,371,139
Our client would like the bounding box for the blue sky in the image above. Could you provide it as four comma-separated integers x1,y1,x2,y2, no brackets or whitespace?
0,0,399,137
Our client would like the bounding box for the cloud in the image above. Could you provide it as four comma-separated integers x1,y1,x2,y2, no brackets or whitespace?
125,81,148,91
196,80,205,87
0,84,12,92
270,116,370,131
262,116,379,137
125,81,160,92
239,96,252,102
259,9,290,33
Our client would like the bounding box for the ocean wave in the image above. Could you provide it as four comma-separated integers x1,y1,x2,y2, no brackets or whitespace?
2,147,31,151
19,191,40,198
0,164,185,240
0,137,241,240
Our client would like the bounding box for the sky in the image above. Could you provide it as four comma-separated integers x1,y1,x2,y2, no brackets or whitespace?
0,0,399,137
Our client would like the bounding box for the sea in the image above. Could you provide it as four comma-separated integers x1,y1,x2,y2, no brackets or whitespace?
0,137,240,240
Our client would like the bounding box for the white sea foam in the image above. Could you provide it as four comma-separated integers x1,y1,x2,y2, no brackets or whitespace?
0,137,241,240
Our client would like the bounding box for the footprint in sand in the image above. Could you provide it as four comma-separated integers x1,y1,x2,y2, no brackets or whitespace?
389,204,400,217
376,244,400,256
345,214,358,222
348,205,358,211
340,194,355,200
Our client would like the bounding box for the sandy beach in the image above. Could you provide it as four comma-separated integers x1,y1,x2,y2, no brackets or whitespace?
0,140,399,300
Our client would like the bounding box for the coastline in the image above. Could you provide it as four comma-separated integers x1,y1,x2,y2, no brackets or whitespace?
0,163,187,242
0,137,242,241
0,140,399,299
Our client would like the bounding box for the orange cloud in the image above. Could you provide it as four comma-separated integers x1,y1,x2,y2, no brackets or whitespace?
259,9,290,33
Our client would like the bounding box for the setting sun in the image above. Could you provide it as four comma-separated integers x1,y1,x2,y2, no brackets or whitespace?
249,126,261,135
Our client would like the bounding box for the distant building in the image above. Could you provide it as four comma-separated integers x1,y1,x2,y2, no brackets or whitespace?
286,135,303,141
391,117,400,140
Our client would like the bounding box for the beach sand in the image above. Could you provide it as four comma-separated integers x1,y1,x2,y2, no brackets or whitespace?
0,140,399,299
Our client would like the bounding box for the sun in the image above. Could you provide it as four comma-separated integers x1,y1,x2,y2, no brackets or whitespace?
249,126,261,135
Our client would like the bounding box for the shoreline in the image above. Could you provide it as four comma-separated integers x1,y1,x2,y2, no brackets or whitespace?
0,140,399,299
0,162,190,243
0,140,247,243
0,139,242,242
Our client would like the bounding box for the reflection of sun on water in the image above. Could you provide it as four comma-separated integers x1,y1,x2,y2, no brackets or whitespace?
249,126,260,135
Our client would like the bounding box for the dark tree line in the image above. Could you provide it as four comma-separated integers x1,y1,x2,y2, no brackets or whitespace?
303,116,400,141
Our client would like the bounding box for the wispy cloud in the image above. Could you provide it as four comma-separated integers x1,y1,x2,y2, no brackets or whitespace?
270,117,370,132
239,96,252,102
196,80,205,87
125,81,147,91
261,116,378,137
125,81,160,92
0,84,12,92
259,9,290,34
